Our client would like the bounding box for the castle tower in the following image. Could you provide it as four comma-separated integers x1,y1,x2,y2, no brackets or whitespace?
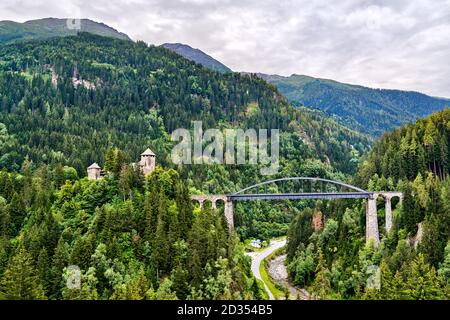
87,163,102,180
140,148,156,176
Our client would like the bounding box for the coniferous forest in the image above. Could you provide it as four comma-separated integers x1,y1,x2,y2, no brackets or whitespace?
287,109,450,299
0,31,448,300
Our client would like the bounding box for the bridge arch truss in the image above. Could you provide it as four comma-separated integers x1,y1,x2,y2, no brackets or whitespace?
229,177,372,201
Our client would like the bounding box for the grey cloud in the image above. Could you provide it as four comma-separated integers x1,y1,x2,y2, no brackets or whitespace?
0,0,449,96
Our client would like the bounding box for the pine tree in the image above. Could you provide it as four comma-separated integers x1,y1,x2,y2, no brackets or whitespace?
118,165,135,199
175,183,193,239
419,213,446,267
144,184,159,239
404,254,445,300
0,246,46,299
188,248,203,287
113,149,128,176
50,237,69,299
0,197,11,238
251,278,265,300
103,148,116,173
376,261,407,299
170,264,190,299
390,271,407,299
310,249,333,299
438,242,450,284
152,190,170,274
7,192,26,236
402,183,419,234
70,233,96,270
155,278,178,300
110,267,149,300
36,247,50,294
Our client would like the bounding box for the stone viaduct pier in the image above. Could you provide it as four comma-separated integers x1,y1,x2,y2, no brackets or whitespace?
365,192,403,247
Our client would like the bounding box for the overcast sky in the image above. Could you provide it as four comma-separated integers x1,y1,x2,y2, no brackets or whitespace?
1,0,450,97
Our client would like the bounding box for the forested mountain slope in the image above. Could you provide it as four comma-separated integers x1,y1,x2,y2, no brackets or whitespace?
356,108,449,184
154,41,449,137
0,18,130,44
162,43,231,73
0,32,371,241
287,109,450,299
0,30,447,300
0,33,369,176
261,74,450,136
0,163,264,299
0,32,375,300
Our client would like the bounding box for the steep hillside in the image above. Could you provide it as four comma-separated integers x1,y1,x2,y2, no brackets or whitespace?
156,42,449,137
287,109,450,299
162,43,231,73
0,33,369,176
0,18,130,44
260,73,450,136
0,33,372,240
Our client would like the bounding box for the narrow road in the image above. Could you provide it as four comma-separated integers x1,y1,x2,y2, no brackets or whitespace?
245,238,286,300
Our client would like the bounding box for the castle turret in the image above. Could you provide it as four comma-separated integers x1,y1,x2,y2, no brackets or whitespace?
140,148,156,176
87,163,102,180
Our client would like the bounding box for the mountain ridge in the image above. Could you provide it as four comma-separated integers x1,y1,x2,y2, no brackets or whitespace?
158,43,449,136
0,32,369,177
0,18,131,44
162,43,231,73
1,17,448,137
260,72,450,101
259,73,449,136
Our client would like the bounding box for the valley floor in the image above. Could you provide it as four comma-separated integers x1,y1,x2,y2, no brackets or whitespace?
245,238,308,300
267,254,309,300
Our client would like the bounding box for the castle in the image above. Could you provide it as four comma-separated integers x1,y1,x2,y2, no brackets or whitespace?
87,148,156,180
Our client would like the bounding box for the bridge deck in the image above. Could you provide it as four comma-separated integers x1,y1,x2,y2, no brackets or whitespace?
228,192,372,201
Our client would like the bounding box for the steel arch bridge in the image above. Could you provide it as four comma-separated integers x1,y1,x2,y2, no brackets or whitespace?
190,177,403,247
228,177,372,201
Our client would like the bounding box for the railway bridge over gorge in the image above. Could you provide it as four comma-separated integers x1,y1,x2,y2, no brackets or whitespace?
191,177,403,247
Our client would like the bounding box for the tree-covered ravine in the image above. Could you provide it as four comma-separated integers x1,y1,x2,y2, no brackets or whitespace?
0,33,448,300
287,109,450,299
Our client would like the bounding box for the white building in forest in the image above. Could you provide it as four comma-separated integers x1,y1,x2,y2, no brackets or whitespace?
138,148,156,176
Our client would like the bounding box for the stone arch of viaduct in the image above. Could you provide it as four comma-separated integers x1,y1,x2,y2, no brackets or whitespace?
191,195,234,230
